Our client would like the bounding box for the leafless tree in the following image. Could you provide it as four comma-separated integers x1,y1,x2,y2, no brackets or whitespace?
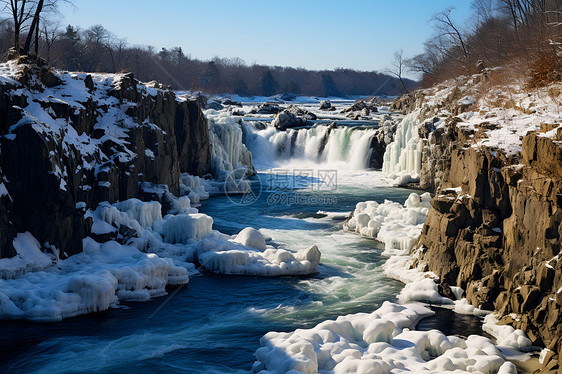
0,0,34,52
41,18,59,62
0,0,71,56
387,49,410,93
432,8,470,63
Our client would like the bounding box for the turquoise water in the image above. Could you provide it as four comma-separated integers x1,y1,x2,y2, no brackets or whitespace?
0,173,417,373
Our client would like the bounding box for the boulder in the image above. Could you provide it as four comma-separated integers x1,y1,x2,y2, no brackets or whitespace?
319,100,335,111
342,100,378,116
272,105,317,130
255,102,283,115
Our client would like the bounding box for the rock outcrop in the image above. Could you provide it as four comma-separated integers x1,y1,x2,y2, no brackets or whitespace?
396,74,562,372
342,100,378,119
0,62,211,259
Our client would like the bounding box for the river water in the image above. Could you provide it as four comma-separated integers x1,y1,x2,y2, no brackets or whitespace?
0,109,486,373
0,169,421,373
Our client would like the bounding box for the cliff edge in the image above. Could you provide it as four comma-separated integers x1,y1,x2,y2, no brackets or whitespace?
0,60,211,260
393,72,562,372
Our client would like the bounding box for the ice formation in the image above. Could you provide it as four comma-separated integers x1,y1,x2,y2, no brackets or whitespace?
344,192,432,255
483,314,533,350
197,232,321,276
0,232,54,279
382,111,423,184
252,301,519,374
0,238,188,322
0,189,322,321
206,110,254,180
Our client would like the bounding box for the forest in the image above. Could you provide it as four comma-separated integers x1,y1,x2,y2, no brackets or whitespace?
0,0,416,97
406,0,562,87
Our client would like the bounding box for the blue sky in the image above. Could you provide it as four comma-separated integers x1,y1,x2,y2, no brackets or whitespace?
58,1,473,77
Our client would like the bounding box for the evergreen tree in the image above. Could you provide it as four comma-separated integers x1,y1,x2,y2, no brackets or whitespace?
261,70,278,96
321,74,340,97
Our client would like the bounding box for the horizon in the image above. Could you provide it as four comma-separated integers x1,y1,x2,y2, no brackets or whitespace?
58,0,474,79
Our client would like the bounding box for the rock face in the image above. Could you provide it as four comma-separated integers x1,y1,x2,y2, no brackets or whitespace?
400,77,562,371
368,115,398,169
0,63,211,259
417,130,562,353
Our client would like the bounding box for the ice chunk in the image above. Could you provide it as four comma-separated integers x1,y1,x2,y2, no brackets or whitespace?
252,301,519,373
115,198,162,228
197,234,320,276
160,213,213,243
0,232,53,279
234,227,267,250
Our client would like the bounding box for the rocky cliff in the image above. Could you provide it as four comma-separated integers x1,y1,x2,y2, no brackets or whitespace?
0,60,211,260
394,74,562,372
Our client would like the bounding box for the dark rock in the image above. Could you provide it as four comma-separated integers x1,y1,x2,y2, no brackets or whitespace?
280,93,296,101
84,74,94,92
342,100,378,115
256,102,283,115
272,105,316,130
223,98,242,107
319,100,335,111
206,101,224,110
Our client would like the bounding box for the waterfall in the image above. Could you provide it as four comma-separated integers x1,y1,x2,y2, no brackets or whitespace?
382,111,422,184
243,122,381,170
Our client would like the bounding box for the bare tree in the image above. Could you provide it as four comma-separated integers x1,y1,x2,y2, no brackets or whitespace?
41,18,59,62
387,49,410,93
0,0,34,52
0,0,71,56
432,8,470,63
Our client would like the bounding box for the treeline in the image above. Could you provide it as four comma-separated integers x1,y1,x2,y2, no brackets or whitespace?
408,0,562,87
0,20,415,97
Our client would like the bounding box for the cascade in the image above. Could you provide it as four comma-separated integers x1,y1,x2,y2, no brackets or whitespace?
243,121,382,169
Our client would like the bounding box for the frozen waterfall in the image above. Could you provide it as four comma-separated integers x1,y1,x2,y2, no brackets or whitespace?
206,110,254,180
382,111,422,184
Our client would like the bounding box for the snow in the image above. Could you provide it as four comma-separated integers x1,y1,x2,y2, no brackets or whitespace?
415,75,561,157
252,301,519,374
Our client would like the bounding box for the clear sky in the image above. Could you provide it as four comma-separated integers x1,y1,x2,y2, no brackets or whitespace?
58,1,473,77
